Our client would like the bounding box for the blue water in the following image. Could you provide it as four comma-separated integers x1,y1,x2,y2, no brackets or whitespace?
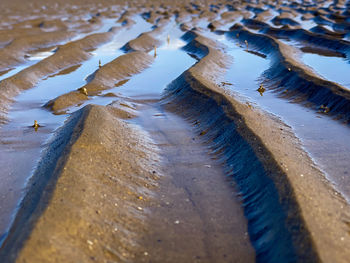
215,34,350,202
301,53,350,90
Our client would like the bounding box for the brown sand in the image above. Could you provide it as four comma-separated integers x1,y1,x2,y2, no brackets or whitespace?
45,50,155,113
2,104,162,262
0,0,350,262
174,29,350,263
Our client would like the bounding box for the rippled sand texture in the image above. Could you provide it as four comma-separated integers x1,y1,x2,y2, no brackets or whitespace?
0,0,350,262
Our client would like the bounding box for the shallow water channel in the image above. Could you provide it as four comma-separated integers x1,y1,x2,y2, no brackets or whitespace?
94,27,255,261
215,33,350,202
301,52,350,89
0,16,153,246
0,19,259,260
0,17,125,83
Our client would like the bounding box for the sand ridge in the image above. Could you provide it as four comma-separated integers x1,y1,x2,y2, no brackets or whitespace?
0,0,350,262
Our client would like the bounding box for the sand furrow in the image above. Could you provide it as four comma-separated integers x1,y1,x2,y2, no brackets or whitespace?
164,29,350,262
0,103,161,263
241,19,350,56
45,19,172,114
121,18,170,52
0,12,111,70
0,25,124,123
45,51,154,114
0,31,74,70
0,1,349,262
225,25,350,123
164,29,319,262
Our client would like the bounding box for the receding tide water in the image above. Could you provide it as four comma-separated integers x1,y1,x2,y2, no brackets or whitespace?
212,33,350,202
1,5,350,260
301,52,350,90
0,16,155,246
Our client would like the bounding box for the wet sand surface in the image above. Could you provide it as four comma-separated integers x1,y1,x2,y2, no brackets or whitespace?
133,104,254,263
211,33,350,202
0,0,350,262
0,16,153,244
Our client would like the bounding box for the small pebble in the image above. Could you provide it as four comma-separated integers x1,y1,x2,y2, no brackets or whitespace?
137,206,143,211
300,174,304,177
144,252,149,256
174,220,180,224
87,240,93,246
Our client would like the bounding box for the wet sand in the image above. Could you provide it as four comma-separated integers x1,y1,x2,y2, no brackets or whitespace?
0,0,350,262
134,103,255,263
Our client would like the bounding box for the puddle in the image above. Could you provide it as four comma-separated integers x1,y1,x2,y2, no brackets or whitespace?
0,106,66,247
0,16,154,246
0,16,133,85
93,18,119,34
26,48,56,61
4,18,129,101
75,26,195,110
0,48,56,82
294,15,318,30
0,69,12,77
322,25,337,32
17,16,153,104
0,62,37,83
193,18,211,30
215,34,350,202
301,52,350,89
0,18,195,247
105,40,193,98
272,38,350,91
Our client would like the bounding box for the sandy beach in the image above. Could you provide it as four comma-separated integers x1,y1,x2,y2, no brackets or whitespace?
0,0,350,262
